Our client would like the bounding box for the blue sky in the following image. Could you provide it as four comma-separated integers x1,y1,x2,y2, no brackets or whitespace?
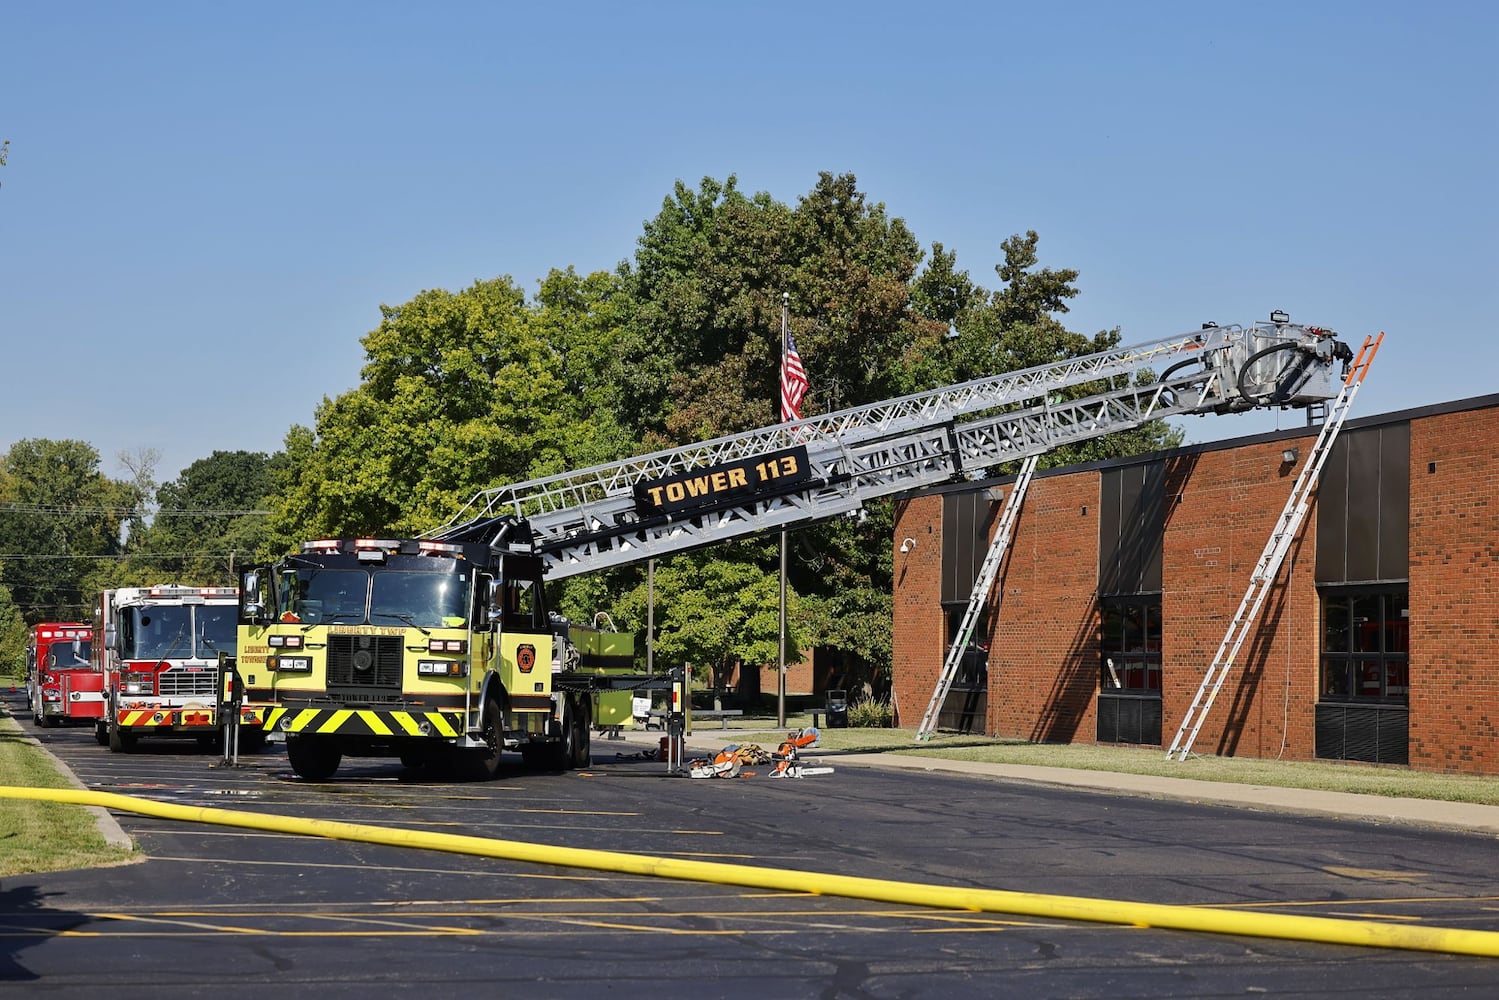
3,1,1495,485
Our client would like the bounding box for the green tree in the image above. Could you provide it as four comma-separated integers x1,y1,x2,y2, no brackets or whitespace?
268,274,635,542
256,172,1180,702
945,230,1183,470
123,450,275,585
0,582,27,681
607,545,804,696
0,439,136,622
610,172,948,696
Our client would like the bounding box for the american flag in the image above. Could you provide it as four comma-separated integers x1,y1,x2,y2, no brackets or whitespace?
780,333,808,422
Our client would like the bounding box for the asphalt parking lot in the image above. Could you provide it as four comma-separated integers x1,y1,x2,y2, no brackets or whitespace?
5,699,1499,997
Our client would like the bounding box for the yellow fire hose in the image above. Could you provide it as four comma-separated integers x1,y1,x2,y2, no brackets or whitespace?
4,784,1498,958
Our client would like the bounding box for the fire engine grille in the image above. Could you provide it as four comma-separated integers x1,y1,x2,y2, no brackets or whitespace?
158,666,220,698
326,634,403,690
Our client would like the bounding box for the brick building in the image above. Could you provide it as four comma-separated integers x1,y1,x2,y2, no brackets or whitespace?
891,393,1499,775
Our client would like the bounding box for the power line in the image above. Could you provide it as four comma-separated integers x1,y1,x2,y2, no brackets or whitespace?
0,551,242,560
0,503,270,516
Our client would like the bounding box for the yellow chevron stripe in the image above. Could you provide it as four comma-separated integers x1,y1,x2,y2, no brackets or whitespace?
317,709,354,734
361,711,393,737
428,713,460,737
264,707,466,738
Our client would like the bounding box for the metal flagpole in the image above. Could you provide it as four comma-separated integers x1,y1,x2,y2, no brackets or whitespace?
778,292,789,728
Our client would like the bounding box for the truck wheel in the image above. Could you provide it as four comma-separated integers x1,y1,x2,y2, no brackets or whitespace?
238,728,267,754
460,697,504,781
95,722,109,746
31,697,42,726
286,737,341,781
569,697,592,769
108,723,135,753
44,714,61,728
522,697,572,771
553,696,578,770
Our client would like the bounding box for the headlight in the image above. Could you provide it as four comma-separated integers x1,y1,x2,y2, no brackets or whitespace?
268,655,313,674
417,659,467,678
123,672,153,695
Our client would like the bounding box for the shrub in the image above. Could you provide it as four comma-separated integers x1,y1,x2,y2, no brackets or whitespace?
848,698,893,728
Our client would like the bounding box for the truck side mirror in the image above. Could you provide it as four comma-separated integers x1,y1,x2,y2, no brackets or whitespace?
485,578,503,627
239,568,267,623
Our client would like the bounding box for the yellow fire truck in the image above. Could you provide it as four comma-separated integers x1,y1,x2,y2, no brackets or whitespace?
235,530,651,780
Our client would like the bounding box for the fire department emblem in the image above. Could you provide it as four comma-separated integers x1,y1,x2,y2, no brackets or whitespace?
517,644,536,673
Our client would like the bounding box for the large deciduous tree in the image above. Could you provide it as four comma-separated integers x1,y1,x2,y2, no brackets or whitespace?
121,450,276,585
0,582,27,680
260,171,1179,706
267,272,635,542
0,439,136,622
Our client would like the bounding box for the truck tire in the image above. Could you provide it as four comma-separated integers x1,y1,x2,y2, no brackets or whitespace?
521,697,573,771
108,722,135,753
95,722,109,746
31,696,42,726
287,736,341,781
569,696,592,769
459,697,504,781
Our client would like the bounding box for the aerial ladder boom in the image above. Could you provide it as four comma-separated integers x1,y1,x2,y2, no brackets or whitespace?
429,319,1354,579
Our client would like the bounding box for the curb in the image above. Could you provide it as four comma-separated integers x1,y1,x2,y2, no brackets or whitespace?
0,708,135,852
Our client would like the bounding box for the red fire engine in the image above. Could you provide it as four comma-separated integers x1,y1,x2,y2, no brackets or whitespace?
24,622,102,727
95,584,265,752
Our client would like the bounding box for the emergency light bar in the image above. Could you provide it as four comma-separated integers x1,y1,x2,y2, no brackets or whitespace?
144,585,237,599
300,538,470,559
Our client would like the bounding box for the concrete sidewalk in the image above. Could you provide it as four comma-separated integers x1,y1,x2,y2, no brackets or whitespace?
658,728,1499,836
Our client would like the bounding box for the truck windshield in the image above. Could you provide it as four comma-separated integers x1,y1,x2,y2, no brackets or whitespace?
278,568,369,624
196,605,239,656
370,572,468,629
125,606,193,661
47,640,93,668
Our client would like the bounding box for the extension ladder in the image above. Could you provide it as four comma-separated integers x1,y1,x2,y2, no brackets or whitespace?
914,453,1040,740
1166,333,1383,760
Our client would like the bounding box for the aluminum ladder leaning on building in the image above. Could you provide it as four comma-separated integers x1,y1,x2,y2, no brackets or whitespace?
1165,332,1383,762
914,453,1039,741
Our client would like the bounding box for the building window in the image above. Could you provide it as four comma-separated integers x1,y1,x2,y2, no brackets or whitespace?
1320,588,1408,704
1099,596,1162,695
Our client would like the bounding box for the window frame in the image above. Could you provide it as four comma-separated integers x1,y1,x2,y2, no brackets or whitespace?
1318,585,1409,705
1099,594,1163,697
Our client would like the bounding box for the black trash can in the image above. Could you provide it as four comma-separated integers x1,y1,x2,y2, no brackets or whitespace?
824,688,849,728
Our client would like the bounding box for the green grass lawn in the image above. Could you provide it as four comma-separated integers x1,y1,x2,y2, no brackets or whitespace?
714,720,1499,807
0,712,137,878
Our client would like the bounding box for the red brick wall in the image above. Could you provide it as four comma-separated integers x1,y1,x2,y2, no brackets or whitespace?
1408,407,1499,773
1157,440,1321,760
990,474,1101,743
891,397,1499,775
892,498,943,728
